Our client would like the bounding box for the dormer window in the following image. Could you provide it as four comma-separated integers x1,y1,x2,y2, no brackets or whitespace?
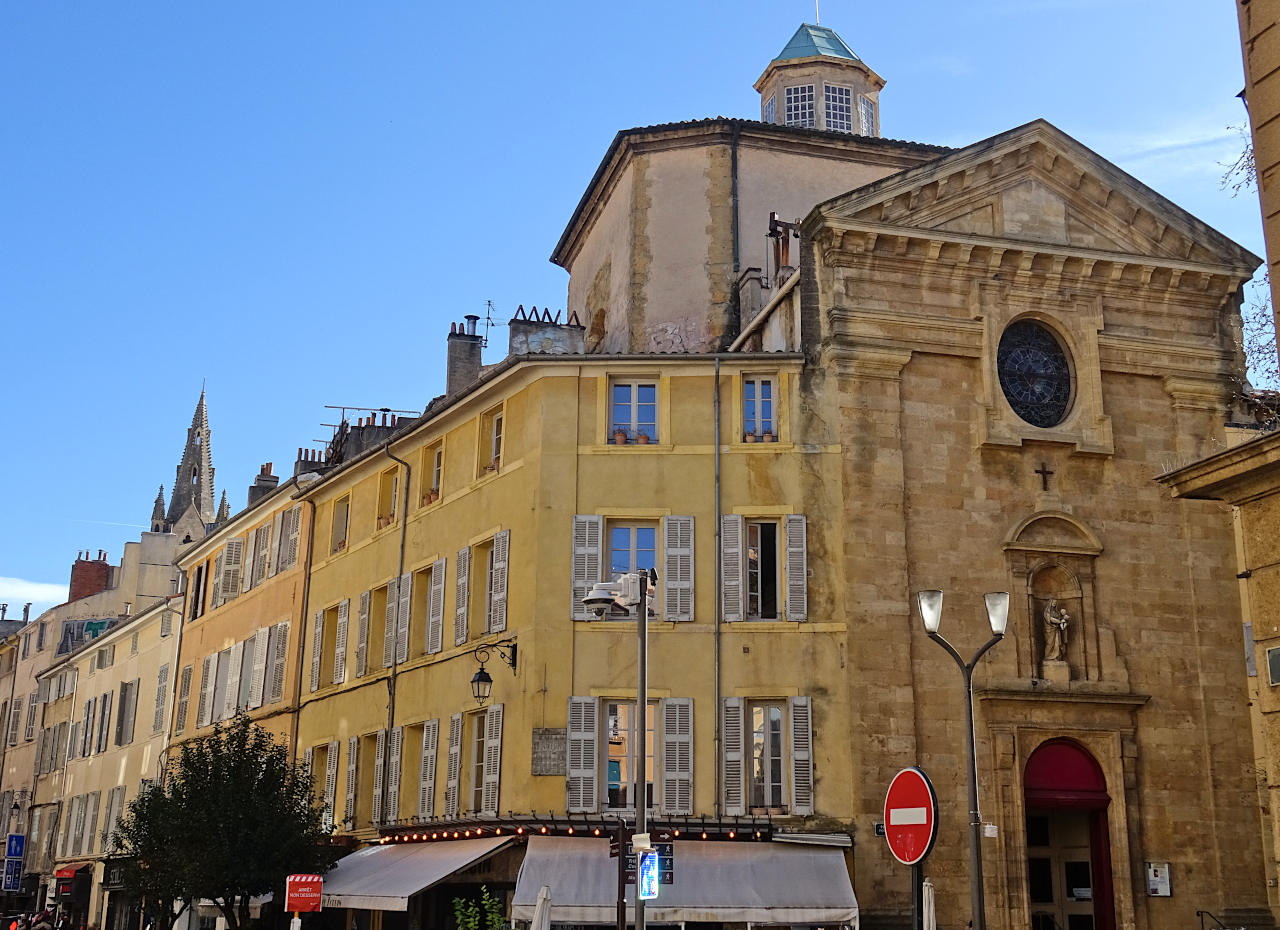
824,85,852,132
784,85,815,128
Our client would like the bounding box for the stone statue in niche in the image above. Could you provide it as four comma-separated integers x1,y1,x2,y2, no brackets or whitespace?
1042,598,1070,662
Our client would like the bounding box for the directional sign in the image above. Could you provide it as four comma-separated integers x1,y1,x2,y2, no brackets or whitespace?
883,766,938,866
637,850,660,900
5,835,24,859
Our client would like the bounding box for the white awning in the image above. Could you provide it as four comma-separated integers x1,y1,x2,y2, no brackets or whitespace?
322,836,513,912
511,836,858,927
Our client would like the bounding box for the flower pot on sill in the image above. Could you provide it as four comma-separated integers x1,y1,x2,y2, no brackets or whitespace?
762,431,774,443
744,432,757,443
636,432,651,445
613,429,629,445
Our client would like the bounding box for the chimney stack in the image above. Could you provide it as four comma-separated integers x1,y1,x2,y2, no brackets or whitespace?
69,551,111,603
247,462,280,507
22,603,31,622
446,315,484,395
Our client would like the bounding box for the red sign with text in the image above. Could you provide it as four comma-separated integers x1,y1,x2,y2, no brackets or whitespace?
286,874,323,912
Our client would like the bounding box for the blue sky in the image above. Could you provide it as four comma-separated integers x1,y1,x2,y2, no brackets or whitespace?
0,1,1263,617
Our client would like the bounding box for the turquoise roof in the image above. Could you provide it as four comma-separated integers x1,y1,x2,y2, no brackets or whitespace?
773,23,860,63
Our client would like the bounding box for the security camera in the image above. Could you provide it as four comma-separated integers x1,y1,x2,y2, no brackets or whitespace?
583,582,619,617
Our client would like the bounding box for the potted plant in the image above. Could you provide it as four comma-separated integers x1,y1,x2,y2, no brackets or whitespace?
636,431,651,445
613,427,629,445
762,430,774,443
744,430,757,443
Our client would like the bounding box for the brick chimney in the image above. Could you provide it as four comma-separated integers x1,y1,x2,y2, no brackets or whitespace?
247,463,280,507
68,550,111,603
446,315,483,395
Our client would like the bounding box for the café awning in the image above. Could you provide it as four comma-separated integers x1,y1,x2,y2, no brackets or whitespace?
322,836,513,912
54,862,93,879
511,836,858,926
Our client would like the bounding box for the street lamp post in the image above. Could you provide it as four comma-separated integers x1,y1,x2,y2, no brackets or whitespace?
584,568,657,930
916,589,1010,930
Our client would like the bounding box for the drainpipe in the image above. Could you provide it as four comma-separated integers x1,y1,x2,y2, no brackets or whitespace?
713,357,723,816
380,447,412,820
289,499,318,764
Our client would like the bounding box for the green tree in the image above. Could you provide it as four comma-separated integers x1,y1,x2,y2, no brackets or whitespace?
452,887,505,930
114,715,338,930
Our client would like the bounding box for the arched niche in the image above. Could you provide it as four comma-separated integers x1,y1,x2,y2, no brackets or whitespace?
1002,512,1127,687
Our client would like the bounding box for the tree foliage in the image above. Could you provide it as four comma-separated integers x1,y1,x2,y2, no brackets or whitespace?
114,715,338,930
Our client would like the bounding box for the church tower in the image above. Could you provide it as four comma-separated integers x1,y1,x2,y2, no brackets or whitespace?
150,485,167,533
166,390,216,527
754,24,884,136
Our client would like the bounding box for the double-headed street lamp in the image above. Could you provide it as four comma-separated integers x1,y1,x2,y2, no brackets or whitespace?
584,568,657,930
916,589,1010,930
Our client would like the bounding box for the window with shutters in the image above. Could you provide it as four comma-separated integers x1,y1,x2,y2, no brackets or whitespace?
266,621,289,702
421,442,444,506
211,648,231,723
415,719,440,819
114,680,139,747
722,696,813,816
21,634,30,660
272,505,303,573
7,699,21,747
188,561,209,621
609,380,658,444
721,514,807,622
469,530,510,636
96,692,113,754
331,496,350,554
369,584,391,671
216,538,245,607
317,603,342,689
742,374,778,441
376,467,400,531
479,405,504,474
565,697,691,815
37,621,47,651
467,711,486,814
97,644,115,670
246,521,273,590
353,731,381,830
307,742,334,828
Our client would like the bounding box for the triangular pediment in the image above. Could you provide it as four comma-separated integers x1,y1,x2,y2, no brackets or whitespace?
813,120,1260,272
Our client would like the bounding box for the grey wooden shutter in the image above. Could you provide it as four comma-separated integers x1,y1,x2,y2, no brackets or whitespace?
481,703,503,815
303,746,313,779
323,740,340,830
454,547,471,646
254,524,271,588
248,627,270,709
488,531,510,633
267,511,284,577
82,699,95,758
175,665,193,733
386,726,403,822
418,719,439,818
71,795,87,855
566,697,598,813
660,697,693,815
152,665,169,734
310,609,325,692
125,680,139,743
100,691,114,752
722,697,746,815
571,515,603,621
371,728,387,825
84,792,100,854
210,553,224,607
444,713,462,819
269,622,289,702
784,514,808,622
224,641,244,718
285,505,302,569
333,599,351,685
426,559,446,654
356,591,371,677
223,537,245,599
383,577,399,668
396,573,412,663
789,696,813,815
721,516,745,622
662,516,695,622
345,735,359,828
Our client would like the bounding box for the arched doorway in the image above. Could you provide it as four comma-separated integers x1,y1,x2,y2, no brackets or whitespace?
1023,739,1116,930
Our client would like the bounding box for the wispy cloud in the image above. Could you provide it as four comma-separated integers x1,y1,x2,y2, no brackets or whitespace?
0,577,68,610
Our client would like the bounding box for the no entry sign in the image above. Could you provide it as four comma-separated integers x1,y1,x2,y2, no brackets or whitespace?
883,767,938,866
286,874,323,912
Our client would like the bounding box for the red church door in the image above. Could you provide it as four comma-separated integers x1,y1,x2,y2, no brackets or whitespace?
1023,739,1116,930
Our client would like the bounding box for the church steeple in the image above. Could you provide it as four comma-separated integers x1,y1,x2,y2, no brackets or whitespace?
216,490,230,523
151,485,167,533
166,390,216,525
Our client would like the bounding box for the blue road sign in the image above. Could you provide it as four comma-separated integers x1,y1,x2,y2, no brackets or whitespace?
6,835,24,859
637,850,660,900
3,858,22,892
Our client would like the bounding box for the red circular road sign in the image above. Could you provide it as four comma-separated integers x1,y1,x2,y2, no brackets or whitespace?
883,767,938,866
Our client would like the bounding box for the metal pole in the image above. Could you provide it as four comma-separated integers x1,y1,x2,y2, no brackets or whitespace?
912,863,922,930
616,820,627,930
962,663,985,930
636,572,648,930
